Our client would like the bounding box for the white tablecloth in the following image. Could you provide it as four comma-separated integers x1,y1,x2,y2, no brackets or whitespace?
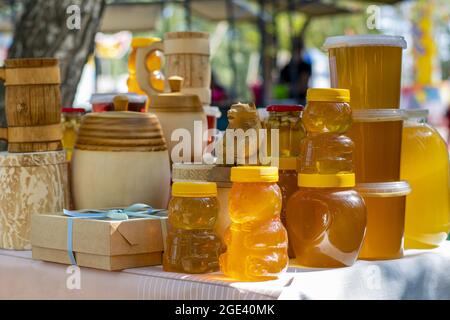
1,243,450,300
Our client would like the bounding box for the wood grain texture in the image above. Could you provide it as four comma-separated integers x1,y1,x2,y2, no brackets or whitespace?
163,32,211,105
71,149,171,210
8,0,106,107
0,150,69,250
75,112,167,152
2,58,62,153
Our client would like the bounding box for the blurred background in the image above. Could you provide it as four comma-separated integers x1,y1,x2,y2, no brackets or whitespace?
0,0,449,140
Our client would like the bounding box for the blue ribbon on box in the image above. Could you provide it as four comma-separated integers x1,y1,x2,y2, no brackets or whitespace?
63,204,168,266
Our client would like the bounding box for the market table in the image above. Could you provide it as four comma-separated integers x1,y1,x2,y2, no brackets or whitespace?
1,242,450,300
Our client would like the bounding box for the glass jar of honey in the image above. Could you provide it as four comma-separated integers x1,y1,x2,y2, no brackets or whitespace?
61,108,85,161
265,105,305,158
286,173,367,268
401,109,450,249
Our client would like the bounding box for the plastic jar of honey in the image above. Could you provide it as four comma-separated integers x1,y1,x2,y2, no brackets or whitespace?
348,109,405,183
299,88,353,174
286,173,367,268
323,35,407,110
401,109,450,249
356,181,411,260
163,182,222,274
220,166,288,281
61,108,85,161
265,105,305,157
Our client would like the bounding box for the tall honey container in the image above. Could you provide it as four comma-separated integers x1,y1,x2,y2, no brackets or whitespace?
136,31,211,105
323,35,407,110
0,58,62,153
348,109,405,183
151,77,207,164
71,111,171,210
0,150,69,250
172,163,231,240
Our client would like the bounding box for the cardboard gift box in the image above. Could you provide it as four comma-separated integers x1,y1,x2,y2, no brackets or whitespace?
31,213,166,271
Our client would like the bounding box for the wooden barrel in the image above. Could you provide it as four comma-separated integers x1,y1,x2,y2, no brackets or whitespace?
72,112,171,210
164,32,211,105
0,150,69,250
0,58,62,153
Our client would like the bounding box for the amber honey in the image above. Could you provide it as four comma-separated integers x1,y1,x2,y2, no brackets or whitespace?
163,182,222,274
286,176,367,268
324,35,407,110
219,167,288,281
401,110,450,249
348,109,404,183
357,182,411,260
277,158,299,258
298,89,354,175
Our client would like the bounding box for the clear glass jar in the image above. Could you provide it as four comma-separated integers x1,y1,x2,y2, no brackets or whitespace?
163,182,222,274
401,109,450,249
265,105,305,157
61,108,85,161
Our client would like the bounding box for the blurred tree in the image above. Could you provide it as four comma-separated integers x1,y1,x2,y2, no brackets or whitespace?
8,0,106,106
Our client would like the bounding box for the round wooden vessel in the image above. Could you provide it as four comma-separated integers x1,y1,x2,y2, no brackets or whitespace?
0,58,62,153
72,111,171,210
0,150,69,250
151,78,207,163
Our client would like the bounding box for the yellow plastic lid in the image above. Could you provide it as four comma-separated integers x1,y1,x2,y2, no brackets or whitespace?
231,166,279,183
131,37,161,48
172,182,217,198
355,181,411,197
298,173,355,188
307,88,350,103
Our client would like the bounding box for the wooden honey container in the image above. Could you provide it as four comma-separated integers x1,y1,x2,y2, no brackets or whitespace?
71,111,171,210
136,31,211,105
0,150,69,250
151,77,207,164
0,58,62,153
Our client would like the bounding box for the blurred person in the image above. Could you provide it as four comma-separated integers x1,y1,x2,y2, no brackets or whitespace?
279,37,312,105
211,72,228,106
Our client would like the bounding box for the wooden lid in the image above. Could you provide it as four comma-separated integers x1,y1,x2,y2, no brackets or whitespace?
172,164,232,187
165,31,209,40
150,76,203,112
0,150,66,167
5,58,58,68
75,112,167,152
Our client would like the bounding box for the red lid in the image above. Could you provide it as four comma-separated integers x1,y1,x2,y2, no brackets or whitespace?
62,107,86,113
266,105,304,112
